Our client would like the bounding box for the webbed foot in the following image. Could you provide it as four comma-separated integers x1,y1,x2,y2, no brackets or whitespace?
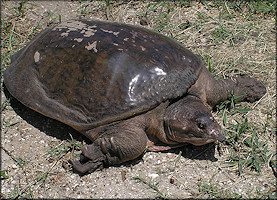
69,158,104,174
69,143,105,174
69,137,125,174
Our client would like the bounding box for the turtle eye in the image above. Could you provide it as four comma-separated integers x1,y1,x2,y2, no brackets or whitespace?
197,122,206,130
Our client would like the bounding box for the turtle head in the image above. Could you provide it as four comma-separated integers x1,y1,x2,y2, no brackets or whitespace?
164,96,225,146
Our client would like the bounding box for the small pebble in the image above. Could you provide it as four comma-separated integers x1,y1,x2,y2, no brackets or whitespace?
170,177,175,184
149,173,159,179
200,38,206,43
121,170,126,182
11,164,17,169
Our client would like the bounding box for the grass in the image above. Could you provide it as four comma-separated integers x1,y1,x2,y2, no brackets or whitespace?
1,12,37,73
224,120,274,174
1,116,19,134
197,179,236,199
133,176,166,199
1,170,9,179
1,0,275,199
216,95,275,175
197,178,276,199
46,139,82,159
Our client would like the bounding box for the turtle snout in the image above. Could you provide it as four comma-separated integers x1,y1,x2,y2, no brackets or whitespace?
217,132,226,142
208,128,226,142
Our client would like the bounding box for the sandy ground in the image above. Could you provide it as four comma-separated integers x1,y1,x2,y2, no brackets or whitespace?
1,1,276,199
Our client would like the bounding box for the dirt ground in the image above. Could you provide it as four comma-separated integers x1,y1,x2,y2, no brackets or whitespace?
1,1,276,199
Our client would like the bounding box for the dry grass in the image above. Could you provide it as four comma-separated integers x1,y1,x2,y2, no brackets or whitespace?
1,1,276,199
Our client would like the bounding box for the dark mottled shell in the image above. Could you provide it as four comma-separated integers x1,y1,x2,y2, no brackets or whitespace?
4,20,202,132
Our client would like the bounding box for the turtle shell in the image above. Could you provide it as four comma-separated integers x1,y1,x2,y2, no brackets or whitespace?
4,20,203,132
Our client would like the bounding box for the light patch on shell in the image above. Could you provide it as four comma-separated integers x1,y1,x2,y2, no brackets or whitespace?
34,51,40,63
140,46,146,51
130,31,138,39
128,74,140,104
53,20,88,32
113,31,119,36
85,41,98,53
183,55,192,62
151,67,167,76
100,28,120,36
61,32,69,37
53,20,98,38
83,29,97,37
66,28,78,33
123,38,129,41
74,38,83,42
113,43,119,46
88,25,97,29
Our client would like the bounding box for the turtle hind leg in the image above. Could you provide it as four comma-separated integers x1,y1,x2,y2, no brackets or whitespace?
208,76,266,108
189,67,266,109
70,117,148,174
228,76,266,102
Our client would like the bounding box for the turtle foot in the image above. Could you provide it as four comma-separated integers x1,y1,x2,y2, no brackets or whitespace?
69,143,105,174
234,76,266,102
69,158,104,174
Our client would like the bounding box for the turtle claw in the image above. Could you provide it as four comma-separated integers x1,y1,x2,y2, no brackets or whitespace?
99,137,124,160
69,143,106,174
69,158,104,174
69,159,89,174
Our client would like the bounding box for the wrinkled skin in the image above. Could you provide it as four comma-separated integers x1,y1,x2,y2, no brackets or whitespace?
163,96,225,146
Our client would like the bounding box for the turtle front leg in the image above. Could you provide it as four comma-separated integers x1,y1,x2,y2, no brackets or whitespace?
70,118,148,174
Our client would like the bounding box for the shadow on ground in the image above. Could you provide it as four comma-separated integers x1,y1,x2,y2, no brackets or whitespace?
4,84,218,175
3,85,87,143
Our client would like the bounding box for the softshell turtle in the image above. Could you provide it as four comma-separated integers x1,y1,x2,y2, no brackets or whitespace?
4,19,266,174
